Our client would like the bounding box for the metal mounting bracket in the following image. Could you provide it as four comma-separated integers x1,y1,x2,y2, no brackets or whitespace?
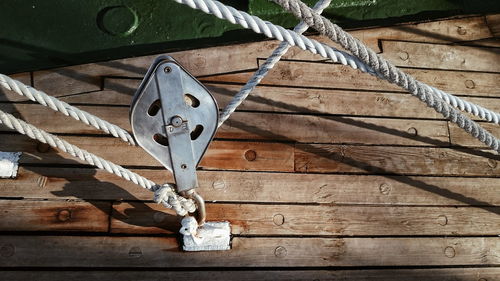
130,56,218,193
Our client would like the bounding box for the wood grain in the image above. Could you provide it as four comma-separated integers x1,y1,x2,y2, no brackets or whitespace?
201,60,500,97
0,135,294,172
2,268,499,281
0,200,109,232
350,16,493,52
381,41,500,72
0,104,451,146
294,144,500,176
1,168,499,206
111,202,500,236
0,236,497,267
94,78,499,121
486,14,500,37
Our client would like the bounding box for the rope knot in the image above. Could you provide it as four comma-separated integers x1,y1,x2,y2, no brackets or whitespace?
153,184,197,216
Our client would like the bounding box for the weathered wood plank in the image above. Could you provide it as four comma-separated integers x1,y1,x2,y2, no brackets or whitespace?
0,236,497,267
29,15,494,97
381,41,500,72
31,40,307,97
294,144,500,176
1,167,499,206
350,16,493,52
2,268,499,281
0,104,451,146
0,135,294,172
96,78,499,121
111,202,500,236
486,14,500,37
0,200,109,232
450,122,500,148
201,60,500,97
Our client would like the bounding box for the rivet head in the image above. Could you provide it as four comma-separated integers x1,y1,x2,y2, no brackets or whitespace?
457,26,467,35
274,246,287,258
487,159,497,168
244,150,257,161
407,127,418,136
398,51,409,61
444,246,456,258
57,209,71,222
153,212,167,223
464,80,476,89
36,143,50,153
273,214,285,226
212,180,226,190
0,244,15,257
437,215,448,226
379,183,391,195
128,246,143,258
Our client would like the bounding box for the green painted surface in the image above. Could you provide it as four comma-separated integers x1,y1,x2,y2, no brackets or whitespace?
0,0,499,74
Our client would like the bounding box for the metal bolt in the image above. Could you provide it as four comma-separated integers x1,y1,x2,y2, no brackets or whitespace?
379,183,391,195
171,115,183,127
57,209,71,222
128,246,143,258
457,26,467,35
0,244,15,257
407,127,418,136
212,180,226,190
244,150,257,161
398,51,409,61
274,246,287,258
464,80,475,89
273,214,285,226
181,164,187,169
444,246,456,258
164,66,172,73
437,215,448,226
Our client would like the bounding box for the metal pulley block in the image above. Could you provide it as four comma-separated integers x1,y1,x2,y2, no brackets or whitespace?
130,55,218,196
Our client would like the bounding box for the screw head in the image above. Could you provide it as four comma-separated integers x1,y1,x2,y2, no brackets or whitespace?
164,66,172,73
171,116,183,127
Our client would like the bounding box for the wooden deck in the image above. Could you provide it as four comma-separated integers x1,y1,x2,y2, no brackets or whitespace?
1,14,499,280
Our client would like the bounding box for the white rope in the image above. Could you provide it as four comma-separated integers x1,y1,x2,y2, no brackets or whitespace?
218,0,332,126
173,0,500,152
0,108,195,216
179,0,500,126
0,74,137,145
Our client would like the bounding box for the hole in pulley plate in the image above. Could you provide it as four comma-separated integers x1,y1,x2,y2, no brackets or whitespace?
184,94,200,108
190,125,204,140
153,133,169,146
148,99,161,116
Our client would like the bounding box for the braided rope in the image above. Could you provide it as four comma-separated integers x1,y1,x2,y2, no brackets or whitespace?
176,0,500,126
0,108,195,216
218,0,331,126
174,0,499,152
272,0,499,152
0,74,137,145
